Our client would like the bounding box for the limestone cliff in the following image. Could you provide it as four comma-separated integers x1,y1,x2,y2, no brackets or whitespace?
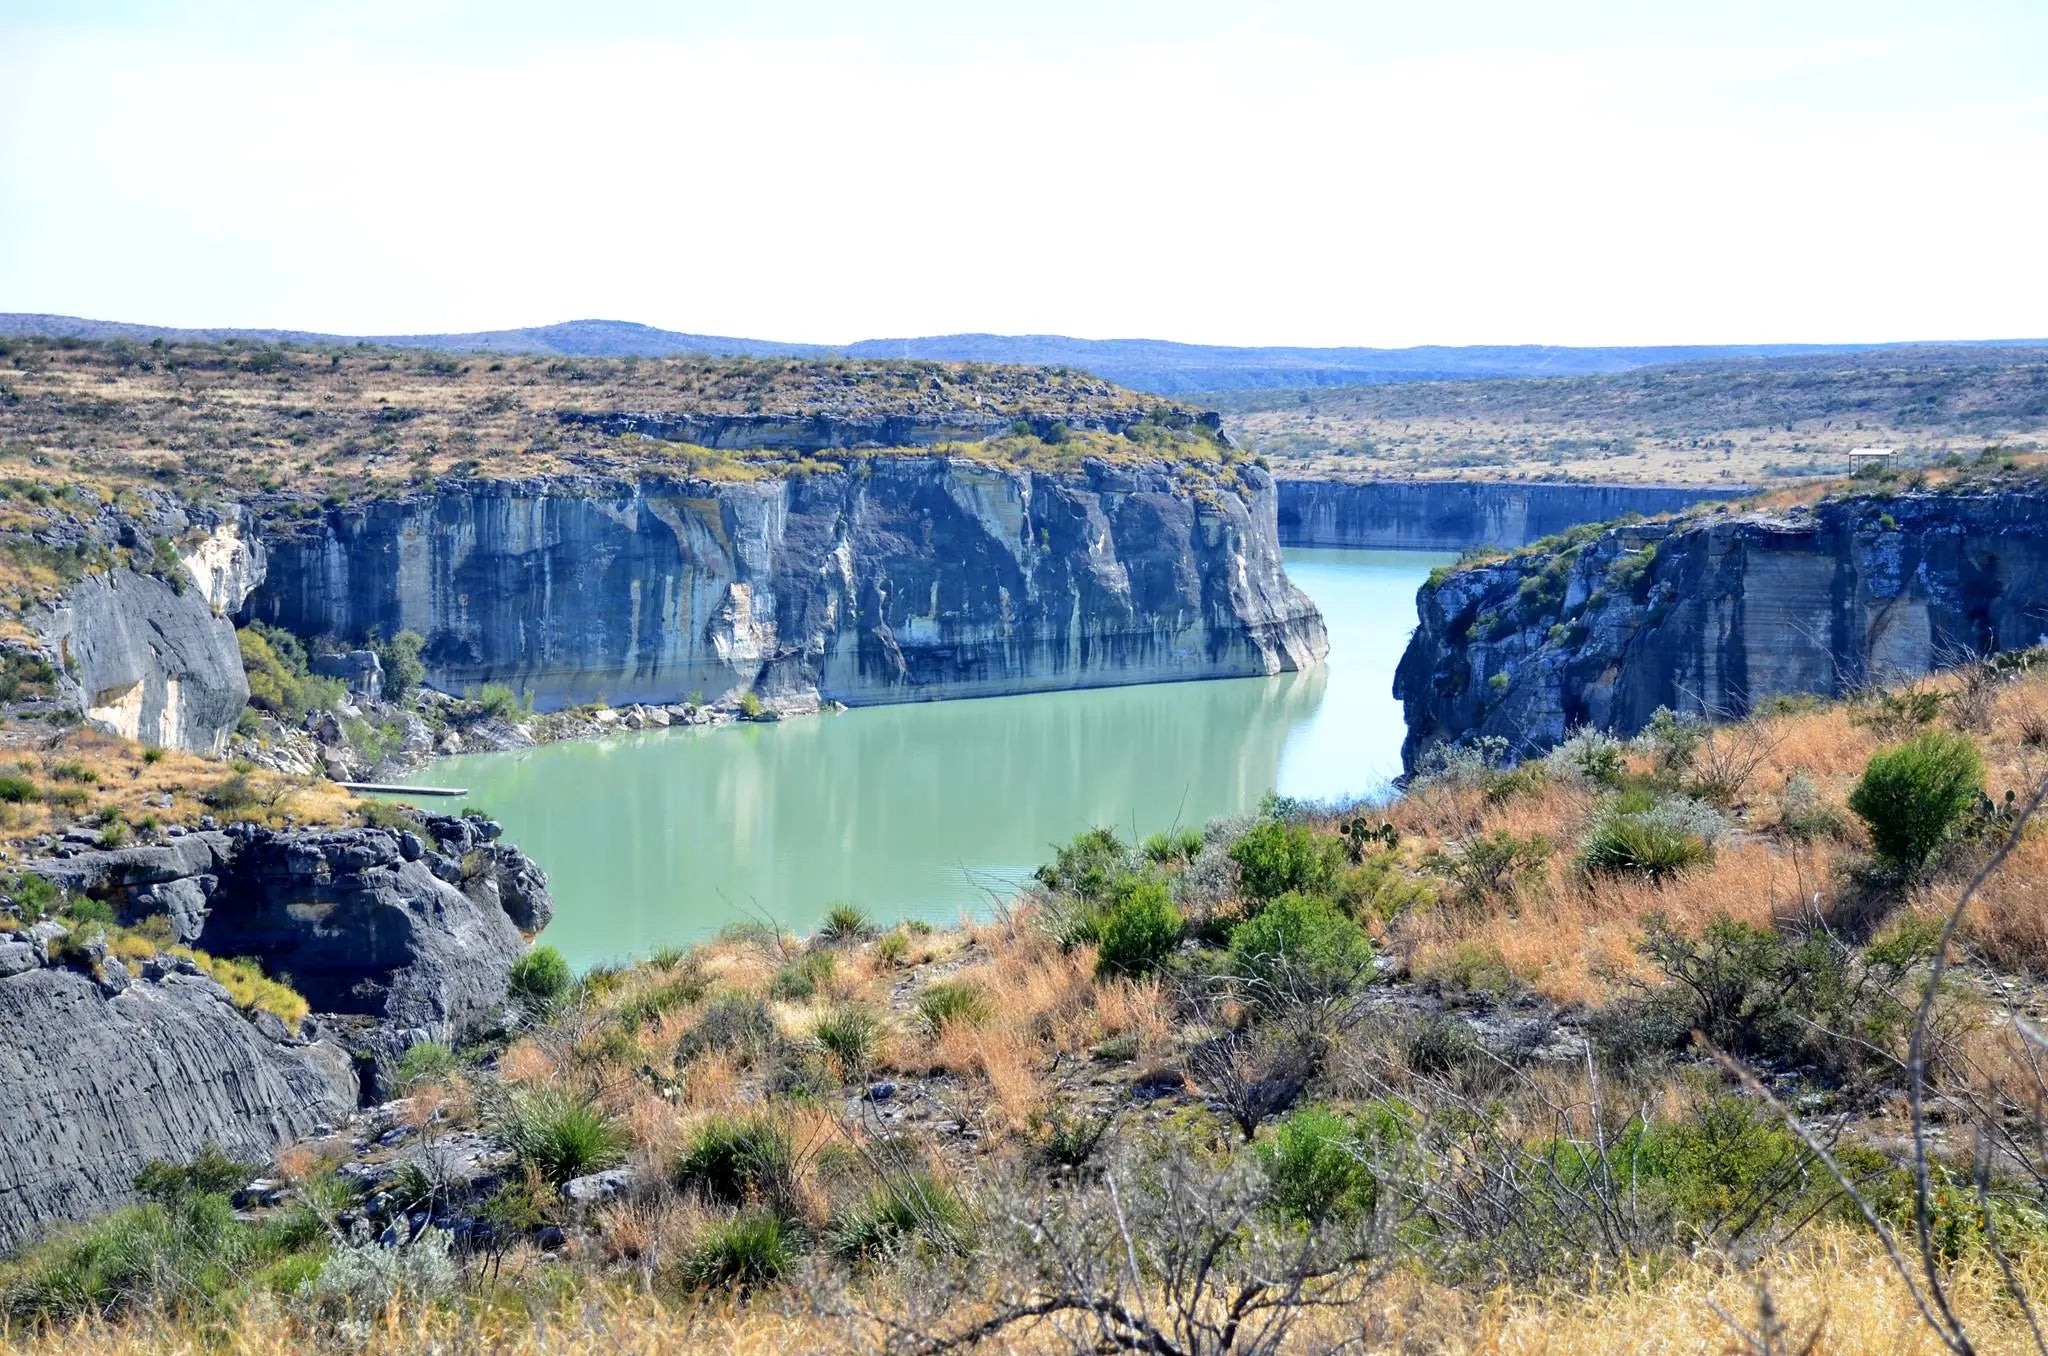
1276,479,1749,550
34,509,265,757
244,458,1327,710
1394,488,2048,769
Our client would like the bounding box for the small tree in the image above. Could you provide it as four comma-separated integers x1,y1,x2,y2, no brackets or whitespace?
1848,731,1984,869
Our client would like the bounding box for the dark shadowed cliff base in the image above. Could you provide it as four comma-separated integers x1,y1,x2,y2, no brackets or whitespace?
1276,479,1750,551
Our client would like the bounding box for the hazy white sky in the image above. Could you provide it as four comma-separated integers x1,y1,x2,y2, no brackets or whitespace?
3,0,2043,348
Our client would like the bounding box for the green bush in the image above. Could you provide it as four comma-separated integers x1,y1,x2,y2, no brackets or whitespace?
1579,812,1714,882
395,1041,457,1091
677,1210,794,1291
1034,826,1133,901
1228,892,1375,1001
817,903,874,942
671,1113,796,1208
811,1005,882,1077
770,949,836,1000
1849,731,1985,869
1093,877,1183,978
917,979,990,1031
499,1087,628,1186
238,624,345,723
1228,819,1343,902
1432,830,1551,907
507,944,573,1010
372,629,426,702
1257,1105,1376,1223
0,774,35,804
827,1169,972,1259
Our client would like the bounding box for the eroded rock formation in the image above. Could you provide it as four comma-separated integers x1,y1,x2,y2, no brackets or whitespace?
1394,489,2048,768
244,458,1328,710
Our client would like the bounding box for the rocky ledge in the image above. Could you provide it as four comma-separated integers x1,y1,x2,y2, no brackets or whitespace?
0,814,551,1251
1394,487,2048,768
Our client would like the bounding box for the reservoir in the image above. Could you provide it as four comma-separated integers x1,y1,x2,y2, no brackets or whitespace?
395,548,1453,968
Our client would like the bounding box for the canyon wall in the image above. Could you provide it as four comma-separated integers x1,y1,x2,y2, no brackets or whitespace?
1394,489,2048,769
243,458,1328,711
1276,478,1749,550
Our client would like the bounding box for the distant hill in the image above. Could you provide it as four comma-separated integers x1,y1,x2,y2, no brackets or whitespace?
6,313,2045,396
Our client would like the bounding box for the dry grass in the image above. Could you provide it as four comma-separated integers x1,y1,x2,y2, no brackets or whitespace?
0,337,1201,507
0,726,358,858
7,1227,2047,1354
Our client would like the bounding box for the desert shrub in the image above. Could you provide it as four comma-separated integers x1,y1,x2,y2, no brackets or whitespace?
817,903,874,942
133,1143,260,1203
1776,771,1846,841
311,1230,457,1321
771,949,836,1000
828,1169,972,1259
1332,850,1436,923
1640,705,1705,768
1482,763,1550,805
1416,940,1518,997
372,629,426,702
1229,819,1343,903
678,994,783,1069
875,930,911,967
1432,830,1551,907
507,944,573,1011
238,624,345,724
1637,915,1836,1058
1852,687,1946,738
202,771,260,814
1544,727,1628,787
1256,1104,1376,1223
1578,808,1715,882
1228,892,1374,1003
1142,827,1207,864
736,690,765,719
917,979,990,1031
0,774,34,803
1027,1107,1115,1170
676,1211,794,1291
395,1041,457,1091
472,683,524,721
1093,877,1184,978
3,870,61,922
499,1087,628,1186
1035,826,1135,901
671,1114,796,1209
811,1005,883,1077
1848,731,1985,869
611,973,706,1034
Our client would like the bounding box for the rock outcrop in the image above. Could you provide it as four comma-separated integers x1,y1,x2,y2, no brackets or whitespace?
0,964,356,1253
244,458,1327,710
1394,488,2048,768
35,508,266,757
28,815,551,1041
1276,478,1749,551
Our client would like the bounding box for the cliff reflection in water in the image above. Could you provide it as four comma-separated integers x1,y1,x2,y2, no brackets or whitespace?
400,548,1450,967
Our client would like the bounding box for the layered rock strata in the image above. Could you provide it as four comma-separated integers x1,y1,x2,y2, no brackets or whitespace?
244,458,1328,710
1276,478,1750,551
1394,489,2048,769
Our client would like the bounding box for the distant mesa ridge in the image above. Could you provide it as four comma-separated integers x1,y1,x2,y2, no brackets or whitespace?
5,312,2044,396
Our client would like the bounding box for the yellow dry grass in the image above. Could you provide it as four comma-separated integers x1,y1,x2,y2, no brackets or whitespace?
0,726,358,858
7,1227,2048,1354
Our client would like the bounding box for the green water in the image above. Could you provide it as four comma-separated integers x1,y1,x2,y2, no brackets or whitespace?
395,548,1452,968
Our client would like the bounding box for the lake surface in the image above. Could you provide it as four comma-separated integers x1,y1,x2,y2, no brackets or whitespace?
395,548,1453,968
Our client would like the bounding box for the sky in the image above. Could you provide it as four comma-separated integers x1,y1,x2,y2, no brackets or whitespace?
2,0,2044,349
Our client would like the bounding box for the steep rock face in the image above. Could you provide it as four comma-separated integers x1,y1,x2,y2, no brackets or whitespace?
0,965,356,1253
37,514,266,756
30,816,550,1041
1394,490,2048,768
561,406,1220,451
1276,479,1749,550
244,458,1327,710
